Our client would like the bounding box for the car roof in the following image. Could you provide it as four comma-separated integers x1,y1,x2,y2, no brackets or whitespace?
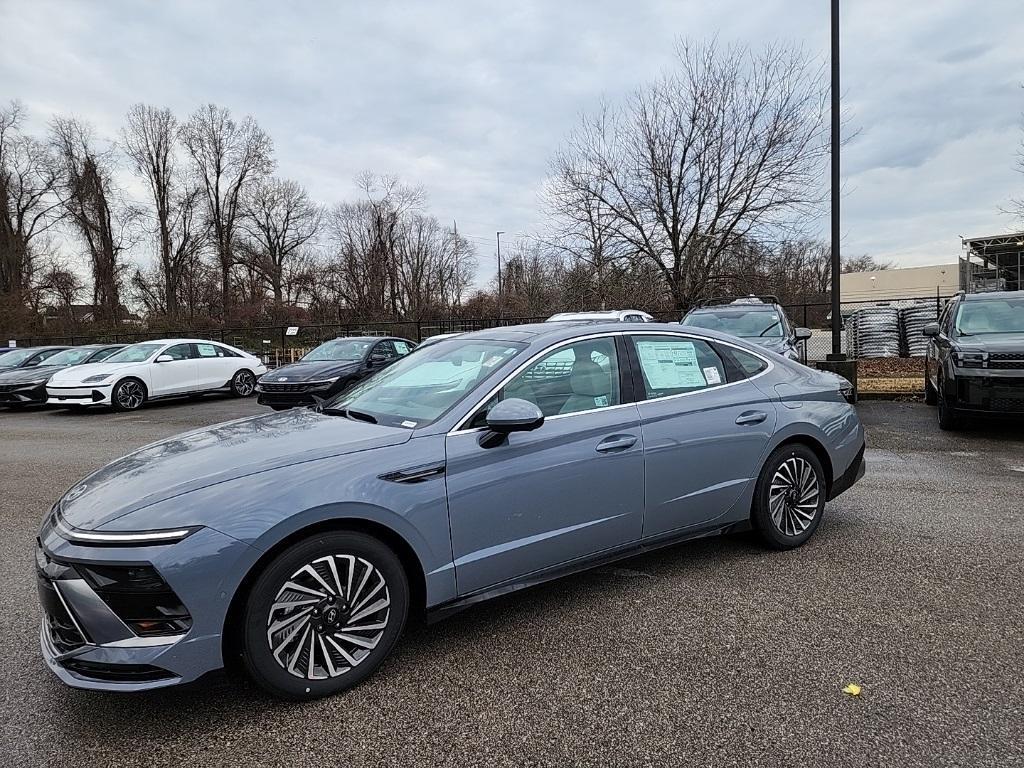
688,303,777,313
962,290,1022,301
325,336,412,342
455,320,747,349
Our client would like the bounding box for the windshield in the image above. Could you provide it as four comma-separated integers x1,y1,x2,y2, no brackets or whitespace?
955,297,1024,335
42,347,99,366
302,339,374,362
0,349,37,367
327,339,524,428
682,309,784,338
104,343,163,363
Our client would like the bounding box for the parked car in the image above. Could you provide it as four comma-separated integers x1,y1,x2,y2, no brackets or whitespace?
415,331,463,350
0,344,124,408
923,290,1024,429
547,309,653,323
680,296,811,361
36,322,864,699
0,346,69,373
256,336,415,410
46,339,267,411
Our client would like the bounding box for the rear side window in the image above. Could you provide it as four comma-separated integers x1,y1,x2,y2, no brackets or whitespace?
727,348,768,377
196,343,219,358
630,336,727,399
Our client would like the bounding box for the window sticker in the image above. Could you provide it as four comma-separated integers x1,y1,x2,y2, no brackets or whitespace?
393,341,410,354
635,340,706,389
594,395,609,407
401,420,417,428
703,366,722,385
197,344,217,357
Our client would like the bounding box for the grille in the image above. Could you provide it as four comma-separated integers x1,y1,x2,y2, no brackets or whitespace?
39,581,87,654
990,397,1024,412
987,353,1024,370
0,384,17,393
259,382,310,393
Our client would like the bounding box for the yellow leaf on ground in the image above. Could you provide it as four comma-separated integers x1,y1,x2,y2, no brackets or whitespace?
842,683,862,696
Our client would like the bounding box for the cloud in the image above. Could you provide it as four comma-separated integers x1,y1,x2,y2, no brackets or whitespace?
2,0,1022,286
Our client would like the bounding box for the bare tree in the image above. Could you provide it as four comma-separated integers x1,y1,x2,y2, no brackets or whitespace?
240,177,320,312
0,101,64,305
180,104,273,320
548,41,830,311
51,116,137,325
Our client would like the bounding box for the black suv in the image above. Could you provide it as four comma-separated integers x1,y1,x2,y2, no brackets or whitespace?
923,290,1024,429
256,336,415,410
680,296,812,361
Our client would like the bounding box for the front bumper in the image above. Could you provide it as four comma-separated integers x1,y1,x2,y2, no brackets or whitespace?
37,523,253,692
46,385,113,406
0,382,47,404
255,381,343,408
946,371,1024,415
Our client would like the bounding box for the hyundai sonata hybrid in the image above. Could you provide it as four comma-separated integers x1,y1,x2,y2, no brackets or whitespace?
36,322,864,699
46,339,267,410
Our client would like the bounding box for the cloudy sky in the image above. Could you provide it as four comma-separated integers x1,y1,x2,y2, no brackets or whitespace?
3,0,1022,285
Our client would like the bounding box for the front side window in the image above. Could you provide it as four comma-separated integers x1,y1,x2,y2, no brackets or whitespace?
196,343,220,358
329,339,523,428
631,335,727,399
954,297,1024,335
372,340,398,360
104,343,163,364
89,347,122,362
473,337,621,424
163,343,194,361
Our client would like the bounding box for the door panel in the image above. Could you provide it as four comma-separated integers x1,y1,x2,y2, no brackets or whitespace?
627,334,777,537
194,342,235,389
445,405,645,595
148,344,199,396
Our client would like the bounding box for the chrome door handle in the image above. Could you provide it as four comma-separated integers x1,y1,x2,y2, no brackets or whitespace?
596,435,638,453
735,411,768,426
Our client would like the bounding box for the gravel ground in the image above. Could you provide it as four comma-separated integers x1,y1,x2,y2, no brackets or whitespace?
1,397,1021,767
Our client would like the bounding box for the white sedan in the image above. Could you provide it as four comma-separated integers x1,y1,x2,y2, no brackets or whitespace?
46,338,268,411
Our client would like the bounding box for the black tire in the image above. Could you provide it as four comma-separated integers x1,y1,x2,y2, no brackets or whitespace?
752,443,826,550
924,373,937,405
111,378,146,412
230,369,257,397
241,531,409,701
937,387,960,431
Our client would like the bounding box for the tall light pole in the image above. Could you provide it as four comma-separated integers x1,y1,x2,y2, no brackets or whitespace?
828,0,844,360
496,231,504,320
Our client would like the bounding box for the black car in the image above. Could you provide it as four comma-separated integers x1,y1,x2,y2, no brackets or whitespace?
680,296,812,361
0,344,124,408
256,336,415,410
923,290,1024,429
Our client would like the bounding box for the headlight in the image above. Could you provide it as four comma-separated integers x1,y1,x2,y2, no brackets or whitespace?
54,510,199,546
954,351,988,369
81,373,114,383
839,382,855,404
309,377,340,389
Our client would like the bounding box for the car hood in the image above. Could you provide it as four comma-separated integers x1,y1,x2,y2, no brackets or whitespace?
262,359,362,382
48,360,140,384
745,337,791,352
56,408,412,531
956,332,1024,352
0,363,67,385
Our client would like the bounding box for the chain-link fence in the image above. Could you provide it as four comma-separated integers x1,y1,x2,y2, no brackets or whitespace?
10,295,953,365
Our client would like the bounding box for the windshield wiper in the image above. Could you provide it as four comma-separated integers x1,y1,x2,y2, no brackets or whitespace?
315,400,379,424
758,320,781,337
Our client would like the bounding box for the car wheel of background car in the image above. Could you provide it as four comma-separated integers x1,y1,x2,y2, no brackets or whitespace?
924,375,937,405
112,378,146,412
241,531,409,700
230,369,256,397
936,384,960,431
752,443,825,550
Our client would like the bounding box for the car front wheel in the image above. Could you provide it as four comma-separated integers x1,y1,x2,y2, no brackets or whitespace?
111,378,146,411
752,443,826,550
231,369,257,397
241,531,409,700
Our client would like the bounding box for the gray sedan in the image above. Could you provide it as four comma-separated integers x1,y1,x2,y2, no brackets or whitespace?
36,322,864,699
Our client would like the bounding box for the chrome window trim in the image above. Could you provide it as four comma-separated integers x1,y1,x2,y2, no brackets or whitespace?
448,329,775,435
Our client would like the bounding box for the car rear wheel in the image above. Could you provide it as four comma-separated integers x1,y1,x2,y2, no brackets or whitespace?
111,378,146,411
241,531,409,700
230,369,256,397
752,443,826,550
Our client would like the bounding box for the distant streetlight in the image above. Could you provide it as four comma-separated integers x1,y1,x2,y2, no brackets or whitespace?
496,231,505,319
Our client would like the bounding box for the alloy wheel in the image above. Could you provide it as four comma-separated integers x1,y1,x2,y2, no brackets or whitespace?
768,457,820,537
234,370,255,396
266,555,391,680
116,380,144,410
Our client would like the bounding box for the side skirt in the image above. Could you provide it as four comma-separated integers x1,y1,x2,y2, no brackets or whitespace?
425,520,746,624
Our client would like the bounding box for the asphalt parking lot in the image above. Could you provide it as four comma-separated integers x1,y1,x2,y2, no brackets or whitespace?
1,397,1021,767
